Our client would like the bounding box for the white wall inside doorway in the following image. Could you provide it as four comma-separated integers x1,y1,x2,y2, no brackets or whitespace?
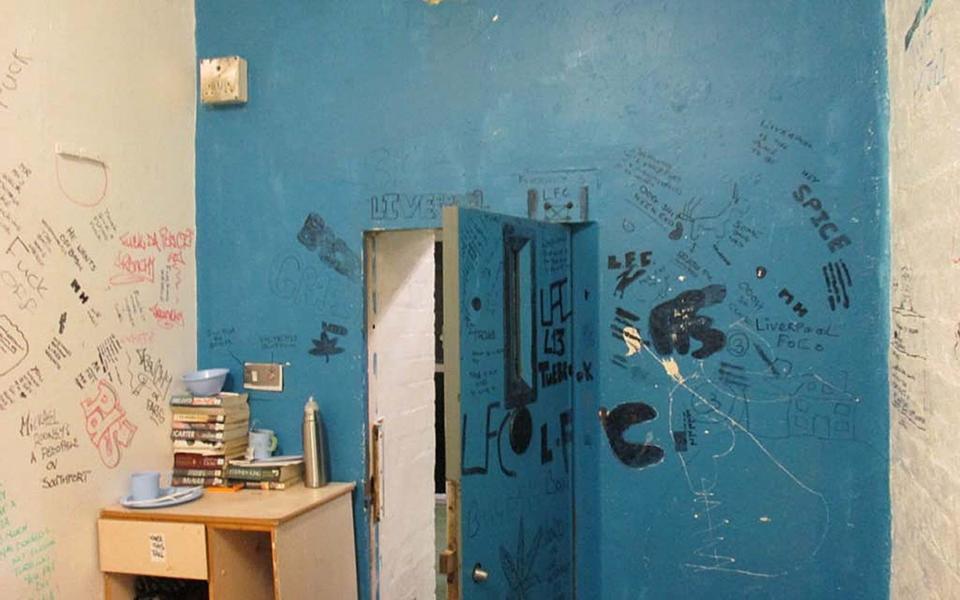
366,229,437,600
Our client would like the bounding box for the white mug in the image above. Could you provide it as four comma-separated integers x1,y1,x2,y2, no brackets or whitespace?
247,429,278,460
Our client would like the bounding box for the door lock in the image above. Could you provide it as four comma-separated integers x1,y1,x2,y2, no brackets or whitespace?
438,549,457,575
472,564,489,583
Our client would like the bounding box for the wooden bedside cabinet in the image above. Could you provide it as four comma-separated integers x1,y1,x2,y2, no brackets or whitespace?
97,482,357,600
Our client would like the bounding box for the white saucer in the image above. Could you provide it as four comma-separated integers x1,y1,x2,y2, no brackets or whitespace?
121,486,204,509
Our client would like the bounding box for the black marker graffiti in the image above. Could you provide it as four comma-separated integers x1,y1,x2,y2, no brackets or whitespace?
608,251,652,298
462,401,516,477
539,278,573,326
791,183,851,253
752,121,813,164
308,322,347,362
718,361,749,395
754,344,782,377
668,220,683,240
543,328,565,356
539,410,573,473
649,285,727,359
557,410,572,473
527,185,588,223
601,403,664,469
673,184,746,248
823,260,852,311
778,288,808,318
70,278,89,304
611,307,642,369
712,243,731,266
463,402,498,476
521,168,597,223
370,189,485,221
463,404,572,477
540,423,552,466
537,361,572,388
575,362,593,382
509,407,532,455
297,213,361,281
500,517,544,599
0,314,29,376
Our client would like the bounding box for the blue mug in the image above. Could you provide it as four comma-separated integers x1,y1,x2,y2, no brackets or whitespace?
248,429,278,460
130,471,161,501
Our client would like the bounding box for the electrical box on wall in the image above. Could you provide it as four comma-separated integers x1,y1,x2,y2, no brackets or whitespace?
243,362,283,392
199,56,248,105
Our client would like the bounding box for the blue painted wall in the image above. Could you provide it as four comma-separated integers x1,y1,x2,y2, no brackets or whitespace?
196,1,889,598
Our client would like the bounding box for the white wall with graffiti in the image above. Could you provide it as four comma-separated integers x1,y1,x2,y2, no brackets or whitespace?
0,2,196,597
887,0,960,596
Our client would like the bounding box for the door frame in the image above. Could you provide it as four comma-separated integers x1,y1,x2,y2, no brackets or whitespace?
440,208,463,600
363,227,443,600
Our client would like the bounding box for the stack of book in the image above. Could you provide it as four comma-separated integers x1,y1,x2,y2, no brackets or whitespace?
226,456,304,490
170,392,250,487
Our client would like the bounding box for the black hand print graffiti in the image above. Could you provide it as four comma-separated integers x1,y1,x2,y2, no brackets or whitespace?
648,285,727,359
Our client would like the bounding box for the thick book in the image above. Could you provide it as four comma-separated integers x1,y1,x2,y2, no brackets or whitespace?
170,405,250,420
170,391,249,408
172,467,226,478
170,428,248,442
226,463,303,482
242,476,302,490
172,475,226,487
172,412,228,423
172,438,247,455
173,450,245,468
170,418,250,431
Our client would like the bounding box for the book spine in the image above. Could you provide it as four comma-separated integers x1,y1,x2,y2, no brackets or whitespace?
170,393,248,407
171,429,242,441
242,480,298,490
173,439,230,449
173,468,225,478
172,422,229,431
171,396,224,407
172,476,225,486
172,414,228,424
173,454,226,468
226,467,283,481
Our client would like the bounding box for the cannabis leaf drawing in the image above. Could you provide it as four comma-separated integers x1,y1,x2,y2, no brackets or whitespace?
499,517,544,600
308,332,343,362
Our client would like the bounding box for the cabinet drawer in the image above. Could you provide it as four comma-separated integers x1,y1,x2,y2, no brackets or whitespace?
98,519,207,580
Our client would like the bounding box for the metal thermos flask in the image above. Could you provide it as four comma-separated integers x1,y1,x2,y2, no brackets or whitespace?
302,396,327,487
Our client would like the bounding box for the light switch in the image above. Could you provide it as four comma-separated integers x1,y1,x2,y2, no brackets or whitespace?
200,56,248,105
243,362,283,392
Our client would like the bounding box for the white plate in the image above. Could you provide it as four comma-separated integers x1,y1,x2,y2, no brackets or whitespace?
121,486,204,509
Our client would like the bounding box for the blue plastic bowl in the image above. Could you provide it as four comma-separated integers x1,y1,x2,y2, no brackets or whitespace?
182,368,229,396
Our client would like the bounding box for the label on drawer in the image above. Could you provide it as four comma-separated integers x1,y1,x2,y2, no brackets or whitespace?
149,533,166,562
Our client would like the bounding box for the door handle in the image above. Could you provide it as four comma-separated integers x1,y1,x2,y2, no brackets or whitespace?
472,564,489,583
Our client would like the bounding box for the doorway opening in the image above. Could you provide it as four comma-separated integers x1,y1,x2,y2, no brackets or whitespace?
364,211,592,600
364,229,448,600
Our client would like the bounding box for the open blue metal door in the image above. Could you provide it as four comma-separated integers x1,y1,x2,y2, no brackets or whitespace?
442,207,574,600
